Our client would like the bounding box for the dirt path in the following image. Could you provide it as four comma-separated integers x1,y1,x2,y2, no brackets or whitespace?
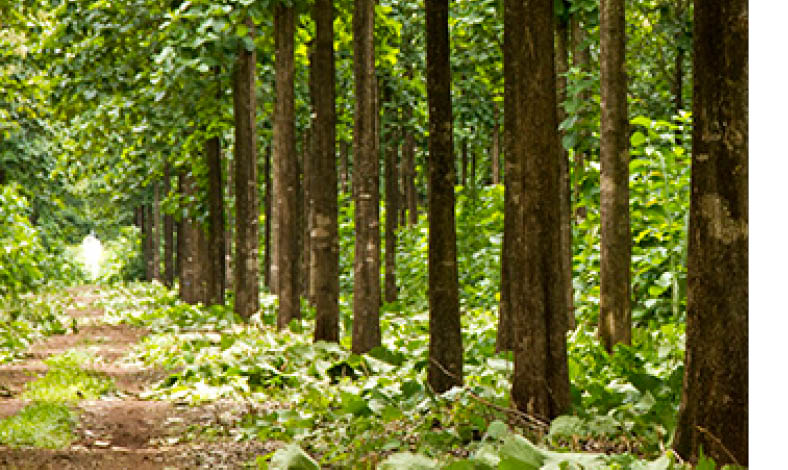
0,286,273,469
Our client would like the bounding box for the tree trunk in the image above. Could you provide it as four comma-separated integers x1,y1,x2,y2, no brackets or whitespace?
508,0,570,421
571,17,589,222
301,128,311,302
426,0,462,394
178,171,200,305
556,10,575,331
491,102,500,185
598,0,631,352
233,17,259,319
351,0,381,354
143,203,153,281
674,0,748,465
274,4,301,328
402,97,418,226
460,138,468,187
152,183,161,282
339,140,349,194
383,83,399,303
225,149,234,290
497,0,523,355
205,134,225,305
672,0,686,146
163,163,175,288
263,145,272,289
311,0,340,343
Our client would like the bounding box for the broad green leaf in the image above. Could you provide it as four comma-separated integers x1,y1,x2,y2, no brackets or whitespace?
269,444,319,470
379,452,440,470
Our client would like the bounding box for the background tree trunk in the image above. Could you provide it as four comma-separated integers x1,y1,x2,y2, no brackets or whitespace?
142,203,153,281
571,17,589,222
426,0,462,394
233,17,259,319
674,0,748,465
312,0,340,343
152,182,161,282
263,145,272,289
163,163,175,288
508,0,570,420
402,98,418,226
301,128,311,302
556,8,575,331
351,0,381,354
491,102,500,185
225,150,234,290
205,134,225,305
383,83,399,303
598,0,631,352
339,139,349,194
178,171,200,305
275,4,301,328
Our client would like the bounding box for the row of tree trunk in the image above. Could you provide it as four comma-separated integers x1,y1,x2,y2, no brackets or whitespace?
135,0,747,465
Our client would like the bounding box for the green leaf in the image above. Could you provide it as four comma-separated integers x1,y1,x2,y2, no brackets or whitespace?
499,435,546,469
631,131,647,147
379,452,440,470
631,115,652,127
268,444,319,470
485,420,509,440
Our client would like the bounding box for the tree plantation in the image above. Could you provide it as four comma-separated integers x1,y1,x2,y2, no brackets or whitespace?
0,0,748,469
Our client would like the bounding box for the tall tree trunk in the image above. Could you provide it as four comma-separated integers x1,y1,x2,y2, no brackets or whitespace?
205,134,225,305
674,0,748,465
497,0,523,355
556,9,575,331
426,0,462,394
152,183,161,282
178,171,200,304
672,0,686,146
351,0,381,354
491,102,500,185
402,96,418,226
460,138,468,187
225,150,234,290
339,140,349,194
598,0,631,352
470,141,476,193
383,83,399,303
508,0,570,420
197,222,210,303
302,128,313,302
571,17,589,222
233,17,259,319
143,203,153,281
312,0,340,343
163,163,175,288
275,4,301,328
263,145,272,289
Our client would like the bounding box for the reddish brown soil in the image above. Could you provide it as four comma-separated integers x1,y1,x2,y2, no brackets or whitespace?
0,286,275,469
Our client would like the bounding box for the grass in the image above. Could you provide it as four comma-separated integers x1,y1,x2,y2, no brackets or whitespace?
0,402,75,448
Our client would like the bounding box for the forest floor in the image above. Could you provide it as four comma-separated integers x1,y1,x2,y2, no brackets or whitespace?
0,285,275,470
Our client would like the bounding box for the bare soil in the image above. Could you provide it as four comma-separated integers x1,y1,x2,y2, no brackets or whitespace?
0,286,275,469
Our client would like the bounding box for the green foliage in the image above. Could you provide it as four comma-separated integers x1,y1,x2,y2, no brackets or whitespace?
0,184,48,297
0,290,71,363
21,350,115,402
0,402,76,449
95,226,145,284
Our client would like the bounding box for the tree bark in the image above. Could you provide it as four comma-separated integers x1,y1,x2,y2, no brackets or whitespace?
233,17,260,319
571,17,589,222
383,83,399,303
178,171,200,305
311,0,340,343
205,134,225,305
508,0,570,421
301,127,311,301
402,93,418,226
460,138,468,187
339,140,349,194
351,0,381,354
274,4,300,328
142,203,153,281
556,9,575,331
491,102,500,185
674,0,748,465
225,148,234,290
598,0,631,352
152,182,161,282
426,0,462,394
263,145,272,289
163,163,175,288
